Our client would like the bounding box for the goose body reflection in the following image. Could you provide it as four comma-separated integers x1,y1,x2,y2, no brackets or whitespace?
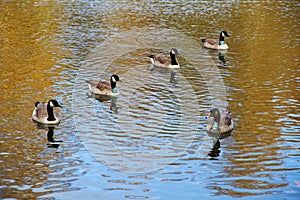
169,71,177,84
148,63,178,85
110,97,118,113
208,139,221,158
218,51,227,66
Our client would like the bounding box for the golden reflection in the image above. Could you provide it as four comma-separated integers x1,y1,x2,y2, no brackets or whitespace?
0,1,66,101
0,1,67,198
218,1,299,196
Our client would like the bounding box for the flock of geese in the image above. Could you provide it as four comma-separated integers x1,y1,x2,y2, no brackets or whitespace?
32,31,234,135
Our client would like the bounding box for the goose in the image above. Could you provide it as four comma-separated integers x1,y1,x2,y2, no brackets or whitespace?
86,74,121,96
32,99,62,125
201,31,230,50
206,108,234,134
148,48,179,69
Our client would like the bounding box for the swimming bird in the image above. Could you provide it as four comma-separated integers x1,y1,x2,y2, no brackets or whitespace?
201,31,230,50
206,108,234,134
32,99,62,125
148,48,179,69
86,74,121,96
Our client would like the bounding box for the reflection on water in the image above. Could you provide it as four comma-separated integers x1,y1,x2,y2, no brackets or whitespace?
218,51,227,67
110,97,119,114
46,127,63,149
1,1,299,199
208,140,221,158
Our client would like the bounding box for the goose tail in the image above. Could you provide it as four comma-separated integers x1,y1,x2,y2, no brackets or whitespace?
201,38,207,43
34,101,40,107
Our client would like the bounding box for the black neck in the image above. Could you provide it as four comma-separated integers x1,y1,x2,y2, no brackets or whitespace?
110,79,117,90
47,103,56,121
170,52,178,65
219,32,225,45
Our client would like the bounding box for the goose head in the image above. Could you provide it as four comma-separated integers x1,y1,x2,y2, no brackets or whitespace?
219,31,230,45
220,31,230,38
110,74,120,83
170,48,179,55
48,99,62,108
169,48,179,66
110,74,121,93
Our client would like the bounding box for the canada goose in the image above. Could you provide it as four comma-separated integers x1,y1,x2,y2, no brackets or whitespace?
201,31,230,50
148,48,179,69
32,99,62,125
206,108,234,134
87,74,120,96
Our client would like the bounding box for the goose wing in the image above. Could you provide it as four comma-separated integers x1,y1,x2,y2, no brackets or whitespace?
96,81,111,91
87,80,111,91
224,114,232,126
205,38,219,45
34,102,48,118
154,54,171,65
219,114,230,126
219,113,234,133
221,111,232,126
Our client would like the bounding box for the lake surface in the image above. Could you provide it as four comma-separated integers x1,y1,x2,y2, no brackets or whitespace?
0,1,299,199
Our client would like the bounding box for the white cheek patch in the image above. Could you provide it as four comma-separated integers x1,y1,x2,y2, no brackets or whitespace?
112,77,116,82
49,101,54,107
222,32,225,37
171,50,175,54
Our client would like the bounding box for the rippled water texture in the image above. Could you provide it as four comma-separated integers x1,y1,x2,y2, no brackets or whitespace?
1,1,299,199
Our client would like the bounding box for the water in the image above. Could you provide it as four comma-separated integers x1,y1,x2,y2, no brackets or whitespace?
1,1,299,199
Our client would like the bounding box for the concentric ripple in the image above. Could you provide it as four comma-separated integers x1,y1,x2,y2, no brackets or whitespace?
72,27,226,172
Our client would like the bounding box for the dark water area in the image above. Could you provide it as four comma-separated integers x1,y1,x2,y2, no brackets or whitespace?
0,1,299,199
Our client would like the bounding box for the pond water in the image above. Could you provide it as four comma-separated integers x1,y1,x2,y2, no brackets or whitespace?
1,1,299,199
